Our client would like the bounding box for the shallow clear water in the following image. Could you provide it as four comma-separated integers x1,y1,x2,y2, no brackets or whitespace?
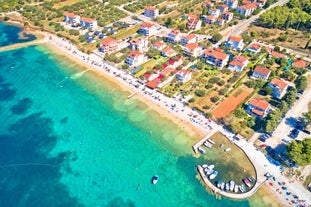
0,21,35,46
0,22,280,207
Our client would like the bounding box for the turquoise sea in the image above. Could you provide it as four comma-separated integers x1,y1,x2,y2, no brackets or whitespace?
0,22,277,207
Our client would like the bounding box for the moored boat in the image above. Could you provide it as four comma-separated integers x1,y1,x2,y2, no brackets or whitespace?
239,184,246,193
209,171,218,180
243,178,252,188
248,177,255,183
204,141,213,148
202,164,208,168
234,185,239,193
198,146,206,154
207,139,215,145
217,180,223,188
229,180,235,191
152,175,159,184
225,183,230,191
224,148,231,152
220,182,225,190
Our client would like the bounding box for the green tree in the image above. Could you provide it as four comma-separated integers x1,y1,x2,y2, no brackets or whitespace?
287,138,311,166
78,35,86,43
211,33,222,42
165,17,172,28
263,85,273,95
294,76,308,91
146,48,160,58
195,89,206,97
283,88,297,106
278,101,289,114
302,111,311,127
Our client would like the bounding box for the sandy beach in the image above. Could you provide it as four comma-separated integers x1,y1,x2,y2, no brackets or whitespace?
1,19,310,205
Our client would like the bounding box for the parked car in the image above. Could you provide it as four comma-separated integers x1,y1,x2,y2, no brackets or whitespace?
289,129,299,139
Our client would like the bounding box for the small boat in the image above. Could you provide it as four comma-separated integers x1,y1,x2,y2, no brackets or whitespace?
207,139,215,145
208,165,215,170
225,183,230,191
220,182,225,190
204,141,213,148
234,185,239,193
217,180,223,188
152,175,159,184
198,146,206,154
219,143,224,148
224,148,231,152
248,177,255,183
243,178,252,188
239,184,246,193
202,164,208,168
209,171,218,180
229,180,235,191
204,168,214,175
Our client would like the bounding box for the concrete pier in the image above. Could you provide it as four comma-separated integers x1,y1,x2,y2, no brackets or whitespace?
0,39,46,53
197,165,267,199
192,128,217,153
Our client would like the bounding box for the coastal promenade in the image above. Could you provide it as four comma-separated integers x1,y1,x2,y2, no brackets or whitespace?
197,166,267,199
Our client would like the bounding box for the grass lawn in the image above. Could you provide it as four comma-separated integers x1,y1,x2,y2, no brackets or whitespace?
134,59,157,78
111,24,140,40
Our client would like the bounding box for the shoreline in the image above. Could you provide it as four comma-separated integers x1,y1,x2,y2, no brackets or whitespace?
1,19,306,206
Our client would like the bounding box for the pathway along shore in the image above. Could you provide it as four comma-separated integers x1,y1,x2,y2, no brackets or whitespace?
197,166,267,200
0,38,47,52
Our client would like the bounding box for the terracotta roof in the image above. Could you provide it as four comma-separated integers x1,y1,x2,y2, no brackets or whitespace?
130,37,146,45
248,43,262,50
230,60,244,67
154,41,165,48
204,49,229,60
218,4,228,8
239,2,257,9
141,22,155,28
163,47,175,56
170,29,180,35
161,67,175,76
242,0,251,4
252,108,265,116
205,15,216,21
81,17,96,23
102,37,117,46
254,66,271,76
234,55,248,62
203,1,214,6
271,51,286,58
146,80,160,89
249,98,270,111
292,59,308,68
186,14,197,19
176,69,191,77
270,78,288,90
145,6,157,11
128,51,143,58
64,12,78,18
183,34,196,40
185,43,199,51
223,11,233,15
229,35,242,43
217,18,225,22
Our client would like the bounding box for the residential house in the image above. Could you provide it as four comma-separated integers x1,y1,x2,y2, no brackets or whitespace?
246,42,262,53
80,17,98,30
137,22,157,36
180,34,197,46
217,4,229,13
268,78,289,99
64,12,80,26
183,43,201,57
222,11,234,22
153,41,166,51
144,6,159,18
161,67,175,76
236,2,257,16
247,98,271,118
166,29,182,44
202,15,216,24
225,0,238,9
146,78,161,89
252,66,271,80
125,51,146,67
128,37,148,51
226,35,244,50
202,48,230,68
175,70,192,82
186,14,202,30
161,47,176,57
202,1,214,8
292,59,309,69
209,9,221,17
270,51,286,59
228,55,248,72
99,37,119,54
216,18,225,25
168,56,183,68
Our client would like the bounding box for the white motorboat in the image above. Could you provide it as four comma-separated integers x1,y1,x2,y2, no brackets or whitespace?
209,171,218,180
229,180,235,191
152,175,159,184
